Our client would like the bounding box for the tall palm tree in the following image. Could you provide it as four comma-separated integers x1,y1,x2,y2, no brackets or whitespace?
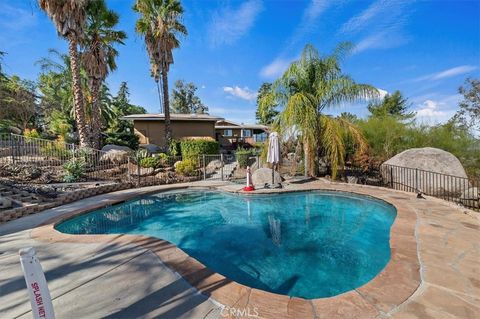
81,0,126,149
38,0,91,147
261,43,379,178
133,0,187,148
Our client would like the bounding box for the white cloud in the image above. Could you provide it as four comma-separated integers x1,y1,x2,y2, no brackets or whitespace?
283,0,332,52
340,0,407,34
414,96,459,124
415,65,478,82
354,31,409,53
259,57,292,79
223,86,257,101
342,0,412,54
207,0,263,47
377,88,388,99
259,0,333,80
0,2,37,30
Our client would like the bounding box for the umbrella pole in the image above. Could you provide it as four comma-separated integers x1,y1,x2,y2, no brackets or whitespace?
272,163,275,186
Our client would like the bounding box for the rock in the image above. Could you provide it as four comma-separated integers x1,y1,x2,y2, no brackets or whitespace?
101,144,132,153
9,126,22,135
20,166,42,180
100,150,130,164
0,196,12,209
140,144,161,154
206,159,222,174
347,176,358,184
460,187,479,208
252,168,282,186
381,147,469,195
174,161,182,168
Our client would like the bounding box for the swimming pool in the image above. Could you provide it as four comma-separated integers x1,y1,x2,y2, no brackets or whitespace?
56,189,396,299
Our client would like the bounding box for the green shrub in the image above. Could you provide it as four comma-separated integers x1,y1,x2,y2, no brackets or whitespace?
63,158,86,182
157,153,170,166
236,148,252,168
40,137,72,158
180,139,219,160
23,128,41,139
169,139,181,156
140,156,161,169
175,159,198,176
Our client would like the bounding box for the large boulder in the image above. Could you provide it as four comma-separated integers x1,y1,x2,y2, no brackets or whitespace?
381,147,469,195
206,159,223,174
101,144,132,153
252,168,282,186
100,149,130,164
460,187,479,209
140,144,161,154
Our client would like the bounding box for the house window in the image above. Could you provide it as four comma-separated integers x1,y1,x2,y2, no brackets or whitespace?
242,129,252,137
224,129,232,137
254,132,267,143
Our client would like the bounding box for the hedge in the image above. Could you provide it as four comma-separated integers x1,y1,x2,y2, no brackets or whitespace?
180,139,219,159
235,148,252,168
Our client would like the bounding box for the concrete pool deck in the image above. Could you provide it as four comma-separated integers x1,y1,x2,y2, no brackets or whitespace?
0,180,479,318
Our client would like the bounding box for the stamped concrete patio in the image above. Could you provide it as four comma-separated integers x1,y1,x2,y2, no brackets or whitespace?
0,180,479,318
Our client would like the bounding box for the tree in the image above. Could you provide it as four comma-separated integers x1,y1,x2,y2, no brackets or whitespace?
0,75,36,130
36,49,86,139
454,78,480,132
81,0,126,148
367,90,415,119
261,43,378,177
105,82,147,149
38,0,91,147
255,82,278,125
134,0,187,149
171,80,207,114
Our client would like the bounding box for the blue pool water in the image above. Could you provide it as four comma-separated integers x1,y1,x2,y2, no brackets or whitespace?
56,189,396,299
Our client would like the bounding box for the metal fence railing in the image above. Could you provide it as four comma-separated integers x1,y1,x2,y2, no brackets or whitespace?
0,133,478,211
334,163,479,211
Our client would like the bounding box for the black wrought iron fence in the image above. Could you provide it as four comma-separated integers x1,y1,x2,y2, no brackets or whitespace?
336,163,479,211
1,133,478,211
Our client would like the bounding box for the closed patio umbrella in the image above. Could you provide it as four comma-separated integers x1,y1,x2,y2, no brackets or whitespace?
267,132,280,187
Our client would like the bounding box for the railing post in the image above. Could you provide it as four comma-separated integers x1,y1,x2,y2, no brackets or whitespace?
127,156,131,184
389,166,394,188
137,161,141,187
415,168,418,191
203,154,206,180
221,153,224,181
10,134,16,165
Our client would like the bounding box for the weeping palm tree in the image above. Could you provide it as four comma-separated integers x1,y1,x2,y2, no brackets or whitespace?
81,0,126,149
261,43,379,178
133,0,187,148
38,0,90,147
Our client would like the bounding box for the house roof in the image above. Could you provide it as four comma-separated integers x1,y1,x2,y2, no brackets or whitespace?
121,113,224,122
215,122,269,131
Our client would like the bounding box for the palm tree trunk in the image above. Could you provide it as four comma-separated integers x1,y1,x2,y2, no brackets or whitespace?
90,79,102,149
68,38,90,147
161,71,172,150
304,139,309,177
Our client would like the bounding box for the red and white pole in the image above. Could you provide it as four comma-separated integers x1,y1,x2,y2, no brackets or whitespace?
19,247,55,319
243,166,255,191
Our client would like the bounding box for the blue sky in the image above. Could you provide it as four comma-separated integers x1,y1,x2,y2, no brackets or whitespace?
1,0,479,124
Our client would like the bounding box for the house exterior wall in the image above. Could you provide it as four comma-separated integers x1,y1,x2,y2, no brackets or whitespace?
133,120,216,146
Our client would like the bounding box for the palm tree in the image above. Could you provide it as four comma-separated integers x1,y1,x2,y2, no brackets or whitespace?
38,0,91,147
133,0,187,149
81,0,126,149
261,43,379,178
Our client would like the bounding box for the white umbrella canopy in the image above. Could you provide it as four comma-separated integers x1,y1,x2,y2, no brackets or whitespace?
267,132,280,164
266,132,281,187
